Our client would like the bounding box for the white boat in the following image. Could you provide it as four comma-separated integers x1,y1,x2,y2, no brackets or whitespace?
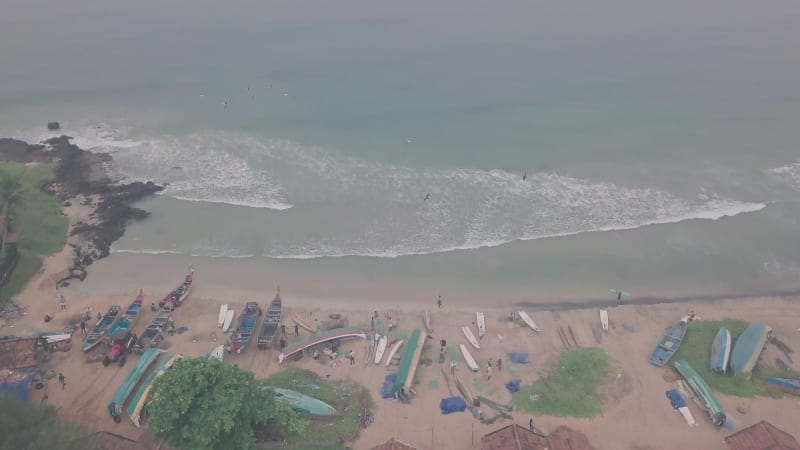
217,304,228,328
373,335,388,364
476,312,486,338
384,339,404,367
600,309,609,333
42,333,72,344
209,345,224,362
517,311,540,332
462,326,481,349
459,344,479,372
423,311,433,335
677,406,696,427
222,309,235,332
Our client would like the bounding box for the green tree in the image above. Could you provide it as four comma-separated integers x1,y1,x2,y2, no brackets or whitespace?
0,395,103,450
148,358,308,450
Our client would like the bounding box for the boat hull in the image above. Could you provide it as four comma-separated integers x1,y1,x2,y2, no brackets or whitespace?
730,324,771,377
599,310,609,332
272,388,337,416
258,293,282,349
374,335,388,364
462,326,481,349
231,302,260,354
278,327,367,363
82,305,122,352
127,354,180,427
476,312,486,338
460,344,479,372
518,311,540,332
649,319,688,367
108,348,163,422
709,327,731,373
764,377,800,396
384,339,404,367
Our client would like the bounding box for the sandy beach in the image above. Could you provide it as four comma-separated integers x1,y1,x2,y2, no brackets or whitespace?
5,206,800,450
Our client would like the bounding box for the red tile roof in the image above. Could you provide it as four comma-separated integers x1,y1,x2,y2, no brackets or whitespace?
481,424,550,450
372,437,420,450
0,336,39,370
725,421,800,450
547,426,596,450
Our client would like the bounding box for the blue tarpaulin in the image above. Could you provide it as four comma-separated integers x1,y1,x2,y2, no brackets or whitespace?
0,369,36,405
439,396,467,414
665,389,686,409
508,353,529,364
381,374,397,399
506,379,522,393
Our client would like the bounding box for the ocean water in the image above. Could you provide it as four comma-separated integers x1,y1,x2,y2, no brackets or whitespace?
2,0,800,302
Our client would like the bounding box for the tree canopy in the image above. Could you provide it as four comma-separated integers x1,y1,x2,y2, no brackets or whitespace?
0,395,102,450
148,358,307,450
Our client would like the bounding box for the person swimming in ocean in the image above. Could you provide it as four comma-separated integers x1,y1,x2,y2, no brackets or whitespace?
522,172,527,181
424,193,430,201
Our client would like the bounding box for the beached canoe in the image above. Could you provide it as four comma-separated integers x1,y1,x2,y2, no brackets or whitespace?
395,329,427,398
374,335,388,364
476,312,486,338
462,326,480,350
108,348,163,423
82,305,122,352
665,389,696,427
517,311,540,332
108,289,144,341
127,353,181,427
599,310,609,333
136,304,171,351
271,388,337,416
649,318,688,367
222,309,235,332
423,311,433,335
730,323,771,377
231,302,260,355
673,359,726,428
258,290,282,349
764,377,800,396
208,344,224,362
160,269,194,308
384,339,404,367
278,327,367,363
460,344,479,372
709,327,731,373
217,304,228,328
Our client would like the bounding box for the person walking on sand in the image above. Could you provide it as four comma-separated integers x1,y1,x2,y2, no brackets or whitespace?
487,365,492,381
529,418,534,432
59,294,66,310
80,320,87,336
450,360,457,375
497,357,503,371
58,373,66,390
294,324,299,336
348,349,355,365
387,317,394,332
437,295,443,309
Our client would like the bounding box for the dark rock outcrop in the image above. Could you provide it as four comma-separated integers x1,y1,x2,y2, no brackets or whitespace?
0,135,164,287
47,122,60,131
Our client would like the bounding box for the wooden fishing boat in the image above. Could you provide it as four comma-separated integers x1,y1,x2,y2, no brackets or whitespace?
517,311,540,332
136,304,171,352
271,388,337,416
257,290,282,350
127,353,181,427
394,329,427,398
82,305,122,352
764,377,800,396
673,359,726,428
460,344,479,372
709,327,731,373
230,302,260,355
384,339,404,367
208,345,224,362
462,326,481,350
278,327,367,363
476,312,486,338
217,304,228,328
649,318,688,367
222,309,235,332
108,289,144,341
373,335,388,364
599,310,609,333
108,348,163,423
159,269,194,308
730,323,771,377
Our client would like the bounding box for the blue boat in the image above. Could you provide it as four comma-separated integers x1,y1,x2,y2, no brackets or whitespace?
108,348,163,423
270,388,337,416
231,302,260,355
649,319,688,367
730,323,771,377
764,378,800,396
709,327,731,373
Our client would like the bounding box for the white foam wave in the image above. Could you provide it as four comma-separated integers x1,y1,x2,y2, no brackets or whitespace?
768,161,800,191
110,248,184,256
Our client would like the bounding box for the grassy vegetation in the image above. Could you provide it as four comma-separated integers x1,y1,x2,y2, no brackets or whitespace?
0,251,42,302
265,367,371,448
0,162,67,305
672,319,800,397
512,348,612,418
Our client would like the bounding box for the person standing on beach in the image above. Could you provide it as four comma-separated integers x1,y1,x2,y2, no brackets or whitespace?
437,295,443,309
529,418,534,432
450,360,457,375
58,373,66,390
497,357,502,371
80,320,87,336
348,349,355,365
294,324,299,336
387,317,394,332
59,294,66,310
487,365,492,381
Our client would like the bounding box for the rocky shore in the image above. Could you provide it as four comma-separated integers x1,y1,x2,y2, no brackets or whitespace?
0,135,163,286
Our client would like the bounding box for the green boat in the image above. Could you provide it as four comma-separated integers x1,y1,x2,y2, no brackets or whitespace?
108,348,162,423
673,359,726,428
394,328,427,398
269,387,337,417
127,353,181,427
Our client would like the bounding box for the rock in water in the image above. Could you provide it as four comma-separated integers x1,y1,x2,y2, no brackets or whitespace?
47,122,60,130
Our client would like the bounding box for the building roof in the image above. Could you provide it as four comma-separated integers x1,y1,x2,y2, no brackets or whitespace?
372,437,421,450
725,421,800,450
481,424,550,450
547,426,595,450
0,336,39,370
